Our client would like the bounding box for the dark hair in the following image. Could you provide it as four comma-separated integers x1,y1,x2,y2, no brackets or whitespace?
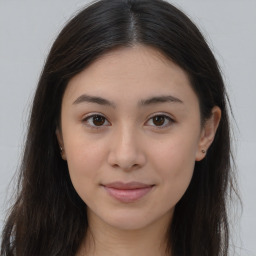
1,0,239,255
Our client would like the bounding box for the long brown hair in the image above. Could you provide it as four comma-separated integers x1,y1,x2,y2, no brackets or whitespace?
1,0,239,255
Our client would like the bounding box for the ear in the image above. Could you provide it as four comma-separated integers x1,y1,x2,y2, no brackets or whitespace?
195,106,221,161
56,128,67,160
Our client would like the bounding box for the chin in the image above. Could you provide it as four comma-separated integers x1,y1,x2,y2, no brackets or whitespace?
106,217,153,231
100,208,171,231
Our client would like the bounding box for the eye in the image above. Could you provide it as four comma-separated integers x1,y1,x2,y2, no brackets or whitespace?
145,114,174,128
82,114,110,128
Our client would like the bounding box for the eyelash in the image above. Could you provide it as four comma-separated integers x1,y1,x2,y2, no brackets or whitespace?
82,113,110,130
82,113,175,130
145,114,175,129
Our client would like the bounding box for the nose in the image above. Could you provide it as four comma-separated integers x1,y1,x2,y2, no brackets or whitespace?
107,126,146,171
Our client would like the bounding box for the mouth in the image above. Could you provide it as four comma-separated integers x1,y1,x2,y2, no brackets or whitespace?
101,182,155,203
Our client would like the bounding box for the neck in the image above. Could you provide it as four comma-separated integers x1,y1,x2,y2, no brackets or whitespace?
79,210,173,256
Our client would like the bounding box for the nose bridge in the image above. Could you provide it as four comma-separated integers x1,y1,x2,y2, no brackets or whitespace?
108,123,146,170
117,125,137,154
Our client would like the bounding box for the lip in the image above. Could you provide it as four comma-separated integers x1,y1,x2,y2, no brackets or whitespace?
102,182,154,203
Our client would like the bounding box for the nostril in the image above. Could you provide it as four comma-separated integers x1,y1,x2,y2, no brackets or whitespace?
111,162,140,172
107,142,146,171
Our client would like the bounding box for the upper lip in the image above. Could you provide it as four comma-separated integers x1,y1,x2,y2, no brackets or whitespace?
103,182,154,189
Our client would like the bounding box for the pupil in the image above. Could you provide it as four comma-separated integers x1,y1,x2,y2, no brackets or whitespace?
153,116,165,126
93,116,105,126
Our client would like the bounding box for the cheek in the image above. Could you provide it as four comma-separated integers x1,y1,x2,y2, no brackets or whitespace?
151,133,198,172
65,129,106,170
64,137,106,198
149,135,198,202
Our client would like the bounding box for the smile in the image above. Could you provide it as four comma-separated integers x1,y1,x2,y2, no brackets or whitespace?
102,182,154,203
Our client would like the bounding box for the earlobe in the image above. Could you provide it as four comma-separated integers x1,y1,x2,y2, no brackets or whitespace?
56,128,67,160
195,106,221,161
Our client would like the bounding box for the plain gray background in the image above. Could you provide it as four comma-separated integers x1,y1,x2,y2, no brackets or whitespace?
0,0,255,255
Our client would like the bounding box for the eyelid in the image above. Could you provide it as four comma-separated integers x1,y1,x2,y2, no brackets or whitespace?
81,112,175,130
82,113,111,129
145,112,175,129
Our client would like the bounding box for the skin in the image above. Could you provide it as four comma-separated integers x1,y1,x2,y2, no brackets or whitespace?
56,45,221,256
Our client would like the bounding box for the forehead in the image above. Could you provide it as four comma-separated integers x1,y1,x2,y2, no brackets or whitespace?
63,45,197,107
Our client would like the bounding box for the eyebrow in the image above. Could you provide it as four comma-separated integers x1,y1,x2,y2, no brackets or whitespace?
72,94,183,107
139,95,183,106
73,94,116,108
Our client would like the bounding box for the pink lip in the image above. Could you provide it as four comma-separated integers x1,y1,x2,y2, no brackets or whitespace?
102,182,154,203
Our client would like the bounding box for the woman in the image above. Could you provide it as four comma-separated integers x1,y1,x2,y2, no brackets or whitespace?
1,0,239,255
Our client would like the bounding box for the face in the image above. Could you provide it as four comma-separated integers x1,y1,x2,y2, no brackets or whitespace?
57,45,220,231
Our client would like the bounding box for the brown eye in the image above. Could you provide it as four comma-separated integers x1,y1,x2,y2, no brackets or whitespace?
83,114,110,128
145,114,174,129
152,116,165,126
92,115,106,126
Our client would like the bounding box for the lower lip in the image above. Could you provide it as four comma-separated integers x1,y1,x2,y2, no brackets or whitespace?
103,186,154,203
